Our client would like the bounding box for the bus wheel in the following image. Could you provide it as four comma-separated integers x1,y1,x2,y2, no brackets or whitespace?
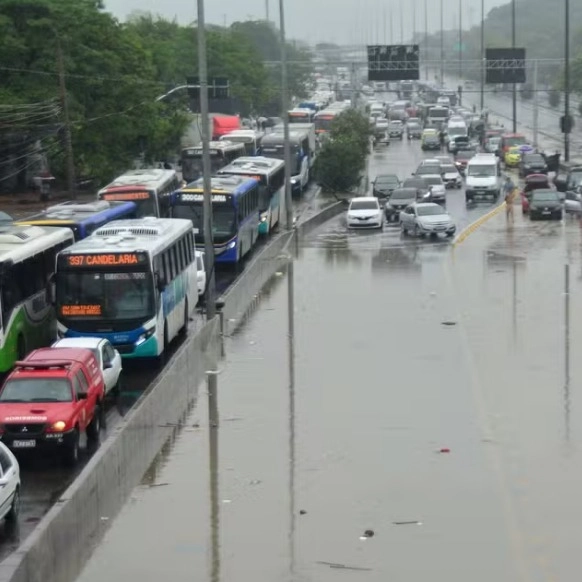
180,300,189,335
16,335,26,361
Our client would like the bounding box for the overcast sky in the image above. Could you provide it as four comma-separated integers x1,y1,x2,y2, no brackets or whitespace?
104,0,508,43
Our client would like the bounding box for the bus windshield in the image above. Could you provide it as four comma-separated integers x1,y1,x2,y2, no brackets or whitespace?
262,146,301,174
182,154,225,183
56,271,155,322
314,116,334,132
172,202,236,244
100,193,157,218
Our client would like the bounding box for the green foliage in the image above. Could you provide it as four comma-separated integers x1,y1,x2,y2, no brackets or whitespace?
0,3,295,187
548,89,561,108
313,110,371,193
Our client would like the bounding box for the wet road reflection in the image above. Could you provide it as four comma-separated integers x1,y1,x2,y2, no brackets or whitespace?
75,138,582,582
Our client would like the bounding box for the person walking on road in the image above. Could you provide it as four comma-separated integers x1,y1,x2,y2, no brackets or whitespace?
503,176,516,223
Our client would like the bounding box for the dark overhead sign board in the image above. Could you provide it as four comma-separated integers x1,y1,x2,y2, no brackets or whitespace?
485,48,526,84
367,45,420,81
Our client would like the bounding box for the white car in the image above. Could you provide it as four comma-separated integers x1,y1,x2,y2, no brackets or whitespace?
422,174,447,204
52,338,122,394
441,163,463,188
565,190,582,214
0,442,20,524
400,202,456,238
196,251,206,297
346,196,383,229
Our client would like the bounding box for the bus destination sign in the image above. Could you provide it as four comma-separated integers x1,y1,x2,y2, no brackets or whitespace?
62,252,149,269
102,191,150,201
180,193,228,203
60,304,102,317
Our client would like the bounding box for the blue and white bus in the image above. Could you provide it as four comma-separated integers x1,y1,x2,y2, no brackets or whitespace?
219,130,263,156
97,169,181,218
217,157,285,235
15,200,137,241
172,176,260,263
54,218,198,359
180,141,246,183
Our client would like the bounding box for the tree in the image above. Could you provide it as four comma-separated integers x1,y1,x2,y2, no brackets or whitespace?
313,110,371,193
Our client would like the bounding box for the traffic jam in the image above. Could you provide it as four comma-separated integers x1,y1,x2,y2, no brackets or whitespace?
347,77,575,235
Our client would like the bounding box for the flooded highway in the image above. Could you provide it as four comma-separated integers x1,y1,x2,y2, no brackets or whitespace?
69,135,582,581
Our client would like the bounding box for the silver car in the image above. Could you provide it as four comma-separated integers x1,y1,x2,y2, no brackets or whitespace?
400,202,456,238
422,174,447,204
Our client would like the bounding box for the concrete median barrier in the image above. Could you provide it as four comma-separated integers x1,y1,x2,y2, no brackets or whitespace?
0,317,221,582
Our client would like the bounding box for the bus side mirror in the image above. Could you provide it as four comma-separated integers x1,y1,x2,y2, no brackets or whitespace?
156,274,166,292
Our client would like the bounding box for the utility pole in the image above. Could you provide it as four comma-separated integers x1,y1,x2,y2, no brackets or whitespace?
533,59,539,148
511,0,517,133
440,0,444,85
412,0,416,42
265,0,269,21
279,0,293,230
480,0,485,110
56,38,76,199
564,0,570,161
197,0,216,321
399,0,403,44
424,0,429,79
458,0,462,78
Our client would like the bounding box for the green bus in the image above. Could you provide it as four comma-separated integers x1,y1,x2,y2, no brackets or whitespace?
0,224,74,372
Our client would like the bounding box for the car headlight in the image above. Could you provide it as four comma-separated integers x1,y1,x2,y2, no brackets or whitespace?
136,327,155,345
227,241,236,250
52,421,66,432
291,179,297,185
260,216,267,222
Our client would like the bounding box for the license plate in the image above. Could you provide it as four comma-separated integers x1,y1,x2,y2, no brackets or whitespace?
542,211,551,215
12,440,36,448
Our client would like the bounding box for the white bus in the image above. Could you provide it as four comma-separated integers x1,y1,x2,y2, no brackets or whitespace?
180,140,245,183
55,218,198,360
218,156,285,235
219,130,263,156
97,169,181,218
0,225,74,372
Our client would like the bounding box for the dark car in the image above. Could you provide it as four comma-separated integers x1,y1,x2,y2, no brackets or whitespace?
454,149,476,176
448,135,470,154
414,163,441,177
421,134,441,150
521,174,551,214
372,174,400,201
406,122,423,139
519,153,548,177
384,187,422,221
402,176,430,198
554,162,582,192
528,189,563,220
388,120,404,139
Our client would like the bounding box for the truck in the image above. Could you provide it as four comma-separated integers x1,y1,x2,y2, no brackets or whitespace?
0,348,106,465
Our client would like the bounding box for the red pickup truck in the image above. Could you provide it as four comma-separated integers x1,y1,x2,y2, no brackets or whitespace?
0,348,105,466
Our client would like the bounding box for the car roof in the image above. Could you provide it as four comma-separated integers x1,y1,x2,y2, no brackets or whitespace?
351,196,377,202
53,337,104,349
414,202,442,209
375,174,399,179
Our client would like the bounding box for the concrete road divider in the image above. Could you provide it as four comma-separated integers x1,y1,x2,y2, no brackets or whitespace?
0,197,347,582
453,202,506,246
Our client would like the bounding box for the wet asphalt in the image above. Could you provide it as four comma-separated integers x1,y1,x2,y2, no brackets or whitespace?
72,129,582,581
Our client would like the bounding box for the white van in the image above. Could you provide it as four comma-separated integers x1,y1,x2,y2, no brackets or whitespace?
465,154,501,202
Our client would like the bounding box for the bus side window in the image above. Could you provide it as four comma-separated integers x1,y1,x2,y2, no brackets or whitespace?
162,252,171,286
179,237,187,269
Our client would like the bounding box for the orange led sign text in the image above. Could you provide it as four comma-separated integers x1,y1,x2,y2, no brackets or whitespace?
102,192,149,200
61,305,102,317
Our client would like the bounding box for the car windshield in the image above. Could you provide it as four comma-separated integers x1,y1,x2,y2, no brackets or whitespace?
505,136,526,147
570,171,582,186
172,201,237,244
403,179,426,188
456,151,474,160
391,189,416,200
524,155,544,164
417,165,440,175
376,176,399,186
417,205,446,216
408,123,420,129
0,378,72,403
350,200,378,210
389,122,402,127
532,191,559,202
448,128,466,137
424,176,442,185
442,165,457,173
468,164,496,177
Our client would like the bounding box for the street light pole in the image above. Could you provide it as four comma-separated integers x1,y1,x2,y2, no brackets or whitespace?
511,0,517,133
480,0,485,110
440,0,444,85
279,0,293,230
424,0,429,79
458,0,462,78
564,0,570,161
197,0,216,320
